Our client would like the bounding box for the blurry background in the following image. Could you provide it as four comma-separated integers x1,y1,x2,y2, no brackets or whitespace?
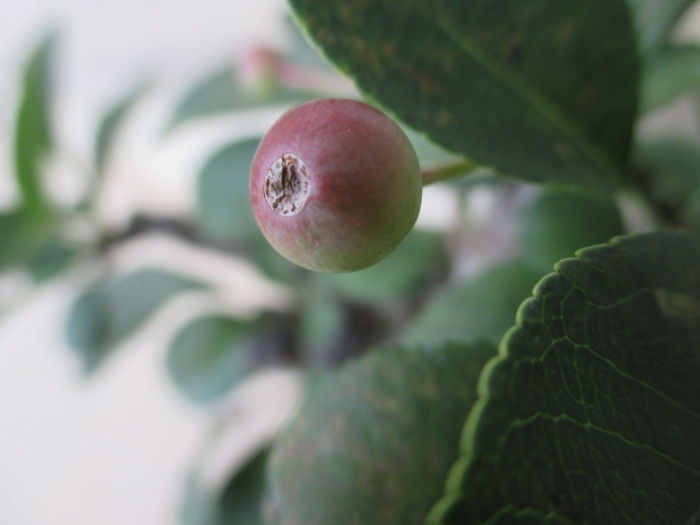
0,1,699,524
0,2,300,524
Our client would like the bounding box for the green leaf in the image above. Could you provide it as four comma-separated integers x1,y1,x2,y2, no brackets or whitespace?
634,135,700,213
213,449,268,525
432,231,700,524
14,33,55,212
267,342,496,525
315,230,448,303
642,45,700,112
181,448,268,525
0,209,73,278
289,0,639,188
0,210,47,271
94,84,146,176
197,138,260,243
66,269,203,372
248,238,304,284
403,260,541,348
518,187,625,274
626,0,696,55
27,237,77,282
299,284,345,365
685,187,700,229
166,315,260,404
168,66,312,129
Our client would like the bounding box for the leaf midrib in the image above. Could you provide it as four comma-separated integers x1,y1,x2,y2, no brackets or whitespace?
411,4,619,180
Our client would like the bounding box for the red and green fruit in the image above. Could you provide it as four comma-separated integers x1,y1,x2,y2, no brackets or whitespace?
249,98,422,273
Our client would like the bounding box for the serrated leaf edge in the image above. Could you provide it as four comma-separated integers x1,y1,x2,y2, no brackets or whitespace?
428,231,694,524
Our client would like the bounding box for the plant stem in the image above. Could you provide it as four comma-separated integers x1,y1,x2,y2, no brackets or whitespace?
421,160,478,186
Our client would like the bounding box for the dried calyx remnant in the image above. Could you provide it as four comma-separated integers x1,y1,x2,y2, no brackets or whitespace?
264,153,311,216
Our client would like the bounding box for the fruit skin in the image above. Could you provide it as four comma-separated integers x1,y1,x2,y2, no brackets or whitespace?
250,98,422,273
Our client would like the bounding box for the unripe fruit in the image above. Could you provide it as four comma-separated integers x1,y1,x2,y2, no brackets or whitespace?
250,98,422,272
237,44,284,97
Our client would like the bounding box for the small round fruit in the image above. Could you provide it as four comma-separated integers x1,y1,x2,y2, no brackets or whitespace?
249,98,422,272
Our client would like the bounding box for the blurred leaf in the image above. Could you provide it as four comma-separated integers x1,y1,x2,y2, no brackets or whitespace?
214,449,268,525
170,68,238,127
626,0,696,55
66,269,204,372
0,210,46,271
249,238,304,284
0,209,70,278
634,135,700,212
403,260,541,348
289,0,639,188
94,84,146,175
299,285,345,365
684,186,700,228
518,187,625,274
299,287,390,367
267,342,496,525
14,33,55,212
168,66,312,129
182,448,268,525
197,138,260,243
432,231,700,525
313,230,447,304
166,315,260,404
181,474,213,525
642,45,700,112
27,237,77,282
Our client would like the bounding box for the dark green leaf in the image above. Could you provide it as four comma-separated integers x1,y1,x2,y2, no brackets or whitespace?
685,187,700,229
267,342,496,525
315,230,448,303
197,138,260,243
432,231,700,525
626,0,696,55
66,269,203,372
166,315,260,404
403,260,541,347
634,135,700,213
94,84,146,175
168,66,313,129
214,449,268,525
182,448,268,525
518,187,625,274
289,0,639,187
642,45,700,112
14,33,55,212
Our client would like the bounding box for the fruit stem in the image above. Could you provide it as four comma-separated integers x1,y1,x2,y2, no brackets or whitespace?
421,160,478,186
